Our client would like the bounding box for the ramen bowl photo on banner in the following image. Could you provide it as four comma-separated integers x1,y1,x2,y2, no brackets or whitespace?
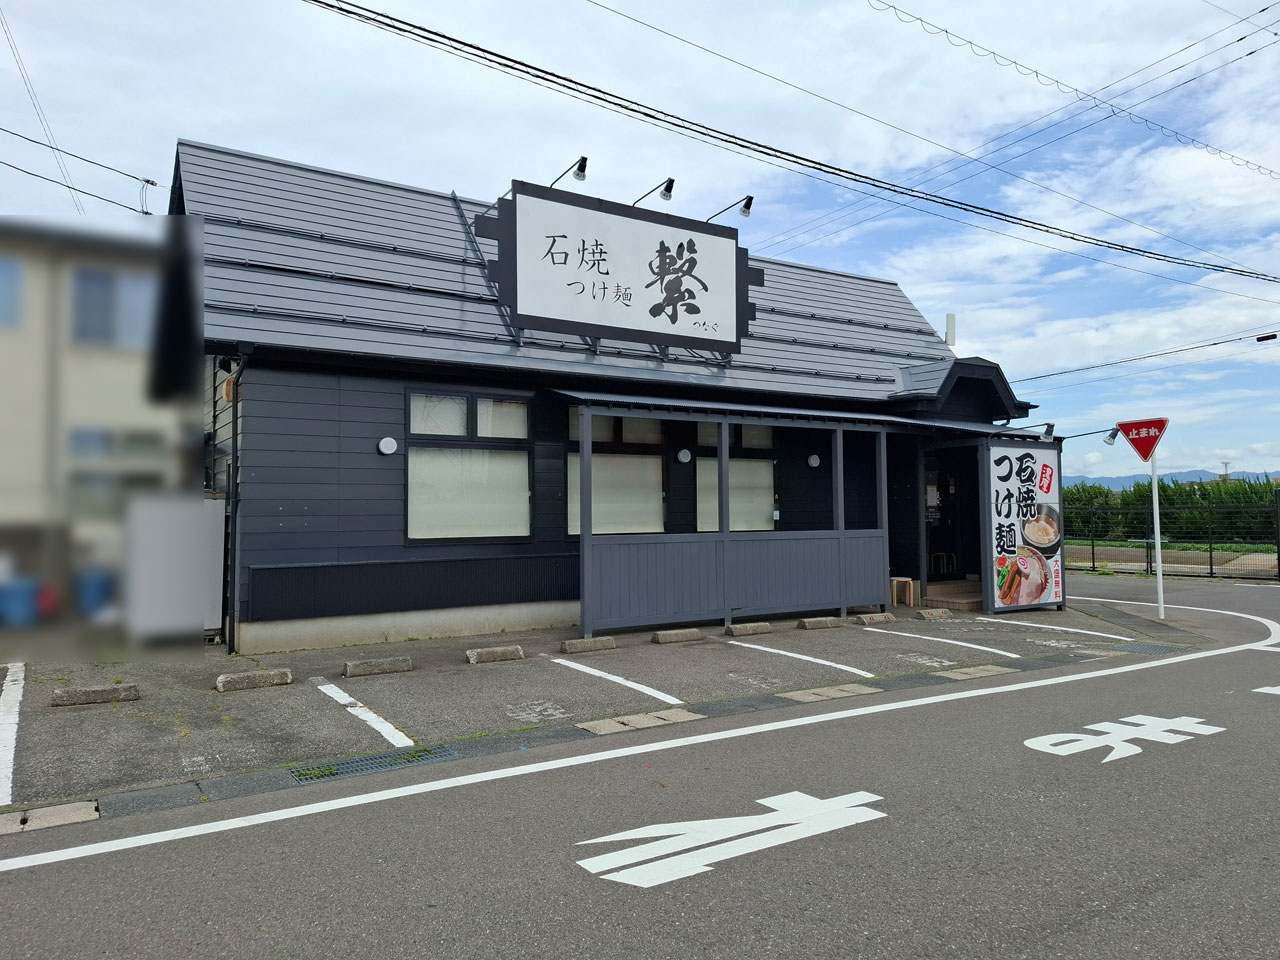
990,443,1064,609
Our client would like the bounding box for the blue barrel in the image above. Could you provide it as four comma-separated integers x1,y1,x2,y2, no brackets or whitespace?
75,569,115,618
0,578,39,628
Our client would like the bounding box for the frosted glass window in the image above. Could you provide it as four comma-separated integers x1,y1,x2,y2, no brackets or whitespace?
0,257,20,329
477,399,528,439
741,424,773,449
567,454,664,534
621,417,662,444
697,421,718,447
568,407,617,442
408,448,529,538
410,395,467,436
116,271,158,350
696,458,775,531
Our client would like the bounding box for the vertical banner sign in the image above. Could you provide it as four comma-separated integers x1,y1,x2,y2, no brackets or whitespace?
989,443,1064,610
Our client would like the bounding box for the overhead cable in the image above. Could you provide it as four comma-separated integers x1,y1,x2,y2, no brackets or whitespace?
0,160,148,213
1011,328,1280,382
583,0,1252,273
866,0,1280,179
754,4,1280,251
297,0,1280,286
0,126,159,185
0,4,82,212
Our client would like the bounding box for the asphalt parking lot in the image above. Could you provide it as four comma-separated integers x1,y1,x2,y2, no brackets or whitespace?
0,590,1208,815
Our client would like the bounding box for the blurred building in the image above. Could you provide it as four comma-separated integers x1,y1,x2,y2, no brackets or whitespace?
0,220,180,621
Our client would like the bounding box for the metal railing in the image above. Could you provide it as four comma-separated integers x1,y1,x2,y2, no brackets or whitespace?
1062,498,1280,580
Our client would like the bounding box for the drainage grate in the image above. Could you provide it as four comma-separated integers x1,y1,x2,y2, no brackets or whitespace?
1115,642,1185,656
290,745,459,784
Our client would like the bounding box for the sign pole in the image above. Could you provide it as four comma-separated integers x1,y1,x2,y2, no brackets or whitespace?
1151,448,1164,619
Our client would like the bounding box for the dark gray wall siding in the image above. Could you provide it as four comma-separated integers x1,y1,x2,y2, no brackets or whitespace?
234,362,580,621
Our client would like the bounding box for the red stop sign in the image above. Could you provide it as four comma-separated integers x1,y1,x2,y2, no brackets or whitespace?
1116,418,1169,462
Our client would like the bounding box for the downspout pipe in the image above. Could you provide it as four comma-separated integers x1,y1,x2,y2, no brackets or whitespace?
224,347,251,653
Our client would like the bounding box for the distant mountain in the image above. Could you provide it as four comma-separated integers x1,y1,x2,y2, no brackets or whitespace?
1062,470,1274,491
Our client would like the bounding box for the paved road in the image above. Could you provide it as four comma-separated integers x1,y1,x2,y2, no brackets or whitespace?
1,582,1276,959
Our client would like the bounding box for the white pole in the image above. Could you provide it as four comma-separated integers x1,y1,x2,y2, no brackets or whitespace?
1151,449,1165,619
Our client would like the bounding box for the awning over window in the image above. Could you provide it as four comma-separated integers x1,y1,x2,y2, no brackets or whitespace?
556,389,1051,440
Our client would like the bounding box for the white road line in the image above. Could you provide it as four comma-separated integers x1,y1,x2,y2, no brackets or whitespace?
863,627,1020,659
0,662,25,807
725,640,875,678
974,617,1134,643
1254,686,1280,695
1072,596,1280,648
550,658,683,705
314,683,413,748
2,602,1275,876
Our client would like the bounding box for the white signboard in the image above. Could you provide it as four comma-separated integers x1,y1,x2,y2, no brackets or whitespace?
576,789,886,888
500,183,748,350
988,442,1064,610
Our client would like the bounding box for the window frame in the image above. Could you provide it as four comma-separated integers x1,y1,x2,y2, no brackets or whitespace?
403,386,535,545
0,255,21,331
565,409,673,539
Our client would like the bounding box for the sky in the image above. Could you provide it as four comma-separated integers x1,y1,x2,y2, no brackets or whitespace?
3,0,1278,478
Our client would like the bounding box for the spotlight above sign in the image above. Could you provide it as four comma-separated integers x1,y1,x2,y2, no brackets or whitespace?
475,181,763,352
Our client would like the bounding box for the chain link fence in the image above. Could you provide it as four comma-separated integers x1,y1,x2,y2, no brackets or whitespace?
1063,495,1280,580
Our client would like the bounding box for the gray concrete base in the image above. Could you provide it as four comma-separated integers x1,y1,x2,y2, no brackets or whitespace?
560,636,616,654
234,600,579,655
343,656,413,677
51,684,140,707
215,669,292,692
652,628,704,644
465,644,524,664
725,622,772,637
797,617,840,630
855,613,897,625
916,609,954,620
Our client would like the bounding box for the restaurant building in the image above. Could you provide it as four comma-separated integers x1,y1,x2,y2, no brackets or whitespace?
173,140,1064,655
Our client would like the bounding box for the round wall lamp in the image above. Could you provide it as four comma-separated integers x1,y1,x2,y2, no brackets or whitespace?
807,454,821,468
377,437,399,455
677,448,692,463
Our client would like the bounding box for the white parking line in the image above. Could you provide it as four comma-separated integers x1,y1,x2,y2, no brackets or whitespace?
863,627,1020,659
975,617,1135,642
0,662,25,807
726,640,875,678
1073,596,1280,649
3,601,1274,876
314,683,413,748
550,659,684,705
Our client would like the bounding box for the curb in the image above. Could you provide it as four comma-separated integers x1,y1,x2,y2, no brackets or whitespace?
797,617,840,630
214,669,293,692
343,656,413,678
725,622,772,637
51,683,140,707
465,644,524,664
560,636,616,654
652,628,703,644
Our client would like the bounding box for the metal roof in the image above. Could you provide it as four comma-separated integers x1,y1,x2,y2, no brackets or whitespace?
556,389,1053,439
174,139,961,403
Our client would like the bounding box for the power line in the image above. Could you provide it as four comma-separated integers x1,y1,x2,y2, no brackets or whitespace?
1011,328,1280,383
1019,342,1274,395
0,160,147,213
0,4,82,213
298,0,1280,287
866,0,1280,178
0,126,158,185
583,0,1253,276
765,28,1280,258
753,4,1280,251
